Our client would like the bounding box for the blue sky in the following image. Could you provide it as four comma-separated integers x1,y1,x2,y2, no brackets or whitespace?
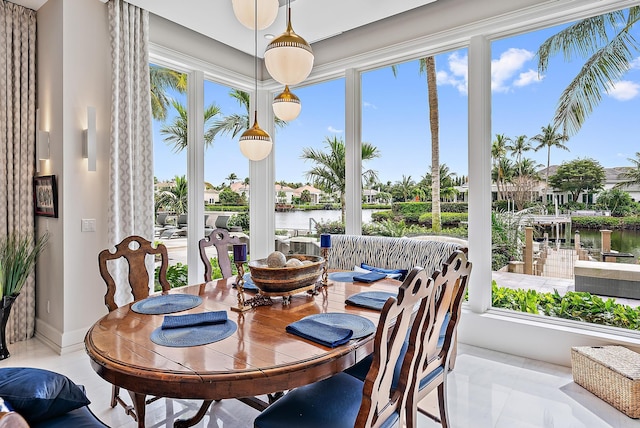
153,16,640,187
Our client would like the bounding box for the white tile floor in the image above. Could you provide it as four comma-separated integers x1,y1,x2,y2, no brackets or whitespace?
1,338,638,427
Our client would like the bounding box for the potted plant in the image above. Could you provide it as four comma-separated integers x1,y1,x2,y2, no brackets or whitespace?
0,232,48,360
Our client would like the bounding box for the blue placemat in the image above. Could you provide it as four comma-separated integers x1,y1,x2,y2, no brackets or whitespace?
150,319,237,347
161,311,227,329
131,294,202,315
286,319,353,348
346,291,397,311
232,273,259,292
328,271,360,282
304,313,376,339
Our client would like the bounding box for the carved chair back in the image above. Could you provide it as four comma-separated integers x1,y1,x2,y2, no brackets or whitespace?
356,267,436,428
98,235,171,312
199,228,241,281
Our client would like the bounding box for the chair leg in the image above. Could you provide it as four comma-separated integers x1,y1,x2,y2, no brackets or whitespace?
437,382,449,428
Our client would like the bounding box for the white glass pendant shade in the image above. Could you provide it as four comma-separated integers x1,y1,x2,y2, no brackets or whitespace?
232,0,279,30
272,86,301,121
264,12,314,85
239,112,273,161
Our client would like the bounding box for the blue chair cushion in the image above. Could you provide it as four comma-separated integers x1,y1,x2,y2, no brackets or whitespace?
254,372,398,428
0,368,90,424
360,263,408,281
419,366,445,391
346,312,450,386
31,405,109,428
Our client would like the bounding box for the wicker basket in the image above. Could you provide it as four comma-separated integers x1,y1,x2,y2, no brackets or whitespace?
571,346,640,418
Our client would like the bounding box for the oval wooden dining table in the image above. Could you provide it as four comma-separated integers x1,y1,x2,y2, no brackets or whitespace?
84,275,400,428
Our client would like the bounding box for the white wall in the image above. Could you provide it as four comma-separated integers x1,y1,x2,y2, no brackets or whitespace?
35,0,111,352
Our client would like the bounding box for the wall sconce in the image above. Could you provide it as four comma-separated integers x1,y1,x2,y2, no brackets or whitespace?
83,106,96,171
36,108,50,173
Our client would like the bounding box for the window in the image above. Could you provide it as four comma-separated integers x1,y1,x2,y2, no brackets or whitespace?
490,9,640,331
273,78,345,253
361,51,469,238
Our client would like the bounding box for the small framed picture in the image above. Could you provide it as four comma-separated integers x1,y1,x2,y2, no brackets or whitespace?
34,175,58,218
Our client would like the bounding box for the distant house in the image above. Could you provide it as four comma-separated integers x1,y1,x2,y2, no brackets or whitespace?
204,188,220,204
293,185,322,204
275,184,296,204
230,181,251,200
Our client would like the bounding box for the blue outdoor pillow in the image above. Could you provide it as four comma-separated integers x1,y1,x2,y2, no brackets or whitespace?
360,263,408,280
0,367,90,423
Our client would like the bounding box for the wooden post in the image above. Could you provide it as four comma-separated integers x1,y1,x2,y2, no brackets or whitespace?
524,226,533,275
600,229,613,262
574,231,580,253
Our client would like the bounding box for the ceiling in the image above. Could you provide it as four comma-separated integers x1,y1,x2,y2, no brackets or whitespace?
10,0,438,57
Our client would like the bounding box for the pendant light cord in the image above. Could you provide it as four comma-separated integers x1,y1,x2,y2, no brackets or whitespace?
254,0,258,105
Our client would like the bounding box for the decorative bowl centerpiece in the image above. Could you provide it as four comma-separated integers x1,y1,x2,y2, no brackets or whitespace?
247,253,325,296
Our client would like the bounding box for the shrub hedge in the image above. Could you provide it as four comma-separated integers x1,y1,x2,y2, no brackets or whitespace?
571,216,640,230
492,282,640,330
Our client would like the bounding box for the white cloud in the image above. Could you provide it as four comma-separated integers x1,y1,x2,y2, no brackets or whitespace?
607,80,640,101
363,101,377,109
491,48,535,92
436,52,468,94
328,126,343,133
631,57,640,70
514,69,543,87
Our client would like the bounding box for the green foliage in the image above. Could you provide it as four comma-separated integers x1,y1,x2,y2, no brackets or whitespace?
204,205,248,212
491,210,524,271
492,281,640,330
392,202,467,223
595,188,636,217
571,216,622,229
371,210,395,222
362,219,423,237
219,188,244,205
0,233,48,298
548,158,605,202
417,212,467,227
315,221,345,235
155,262,189,290
229,212,249,230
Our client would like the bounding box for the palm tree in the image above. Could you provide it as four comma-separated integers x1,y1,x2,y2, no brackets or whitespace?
531,124,570,202
301,136,380,223
391,56,442,231
396,175,415,202
537,7,640,137
226,173,238,186
425,57,443,231
492,134,509,200
506,135,531,165
614,152,640,189
155,175,188,214
150,65,187,121
208,89,287,140
160,100,221,153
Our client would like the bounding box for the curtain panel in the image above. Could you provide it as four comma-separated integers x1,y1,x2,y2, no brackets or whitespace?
107,0,154,305
0,1,37,343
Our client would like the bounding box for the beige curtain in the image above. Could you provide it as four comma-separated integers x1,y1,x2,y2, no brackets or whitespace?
107,0,154,305
0,1,37,343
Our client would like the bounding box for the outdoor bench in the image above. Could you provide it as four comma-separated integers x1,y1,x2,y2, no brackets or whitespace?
574,260,640,299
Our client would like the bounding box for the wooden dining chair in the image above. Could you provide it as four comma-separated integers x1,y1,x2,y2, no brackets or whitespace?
407,249,472,428
98,235,172,421
253,267,436,428
199,228,241,281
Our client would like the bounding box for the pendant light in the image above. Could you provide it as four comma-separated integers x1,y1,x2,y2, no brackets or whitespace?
232,0,278,30
239,0,273,161
272,85,301,121
264,0,314,86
